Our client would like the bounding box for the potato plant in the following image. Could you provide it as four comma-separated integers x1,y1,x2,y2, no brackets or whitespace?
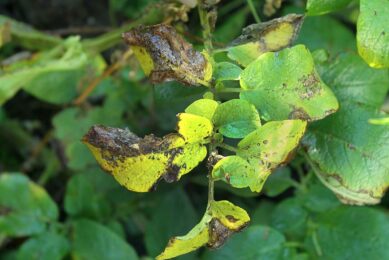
0,0,389,259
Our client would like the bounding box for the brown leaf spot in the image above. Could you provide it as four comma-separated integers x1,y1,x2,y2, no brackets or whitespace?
207,218,233,249
123,24,209,85
225,215,238,223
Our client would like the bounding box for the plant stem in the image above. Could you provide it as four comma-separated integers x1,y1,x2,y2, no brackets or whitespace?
216,87,243,93
217,143,238,153
197,1,214,53
246,0,261,23
208,176,215,206
312,229,323,256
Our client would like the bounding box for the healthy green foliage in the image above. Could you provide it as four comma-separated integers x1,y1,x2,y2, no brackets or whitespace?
212,99,261,138
306,0,352,16
0,174,58,238
71,219,138,260
357,0,389,68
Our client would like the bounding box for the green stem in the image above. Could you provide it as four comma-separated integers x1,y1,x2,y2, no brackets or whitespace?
217,143,238,153
197,1,214,53
216,87,243,93
312,229,323,257
284,241,305,249
246,0,261,23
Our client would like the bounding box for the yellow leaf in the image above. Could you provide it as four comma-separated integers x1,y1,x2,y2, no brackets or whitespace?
123,24,212,86
228,14,304,67
237,120,307,192
83,125,209,192
157,200,250,259
177,113,213,143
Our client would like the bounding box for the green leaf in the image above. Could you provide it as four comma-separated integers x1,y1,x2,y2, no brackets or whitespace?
203,225,286,259
71,219,138,260
185,99,219,121
0,15,62,50
83,113,212,192
123,24,212,86
240,45,339,121
64,173,111,220
53,104,124,170
270,198,308,239
145,188,198,258
303,53,389,204
0,174,58,238
305,207,389,259
0,173,58,239
213,62,242,82
211,156,257,191
357,0,389,68
306,0,352,16
212,99,261,138
296,178,341,213
227,14,304,67
17,231,70,260
157,200,250,260
0,37,101,105
263,167,294,197
237,120,307,192
291,7,356,54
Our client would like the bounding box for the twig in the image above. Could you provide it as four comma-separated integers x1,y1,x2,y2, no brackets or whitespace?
247,0,261,23
73,49,133,105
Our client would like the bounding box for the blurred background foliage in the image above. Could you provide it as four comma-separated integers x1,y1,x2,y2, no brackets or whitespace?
0,0,388,259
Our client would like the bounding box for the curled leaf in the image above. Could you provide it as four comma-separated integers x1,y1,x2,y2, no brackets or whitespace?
83,113,212,192
123,24,212,85
227,14,304,66
157,200,250,259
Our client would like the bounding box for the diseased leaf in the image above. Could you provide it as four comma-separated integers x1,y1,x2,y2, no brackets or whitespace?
17,231,70,260
237,120,307,192
213,62,242,82
203,225,287,260
0,174,58,238
305,207,389,259
211,156,257,191
185,99,219,121
357,0,389,68
240,45,339,121
123,24,212,85
306,0,352,16
212,99,261,138
303,53,389,205
227,14,304,67
176,113,213,143
157,200,250,260
83,113,212,192
71,219,138,260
